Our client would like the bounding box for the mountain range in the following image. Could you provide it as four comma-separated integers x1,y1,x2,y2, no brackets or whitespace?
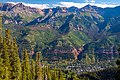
1,3,120,60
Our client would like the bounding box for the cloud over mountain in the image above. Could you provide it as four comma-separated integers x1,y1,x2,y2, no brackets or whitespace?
86,0,95,3
7,2,50,9
7,1,119,9
53,2,118,8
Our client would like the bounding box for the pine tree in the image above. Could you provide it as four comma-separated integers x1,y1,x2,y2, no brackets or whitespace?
46,65,52,80
43,66,48,80
31,59,35,80
9,38,22,80
35,52,42,80
86,53,91,65
0,33,4,79
58,69,64,80
0,14,2,34
22,49,32,80
0,15,2,44
2,30,12,80
0,58,4,79
52,68,58,80
91,49,95,64
0,15,8,80
43,66,46,80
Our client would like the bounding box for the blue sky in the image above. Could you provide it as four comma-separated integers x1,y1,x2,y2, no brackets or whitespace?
0,0,120,9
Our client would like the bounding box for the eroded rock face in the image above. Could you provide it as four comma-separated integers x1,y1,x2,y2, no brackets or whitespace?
72,47,83,60
72,48,79,60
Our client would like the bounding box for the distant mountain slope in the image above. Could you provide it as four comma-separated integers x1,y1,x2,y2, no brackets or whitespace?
0,3,44,25
1,3,120,60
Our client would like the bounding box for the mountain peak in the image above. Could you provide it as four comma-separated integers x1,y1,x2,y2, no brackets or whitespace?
80,4,99,12
82,4,93,9
14,3,25,8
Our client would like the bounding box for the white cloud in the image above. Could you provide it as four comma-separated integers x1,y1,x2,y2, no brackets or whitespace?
91,3,118,8
7,2,50,9
52,2,119,8
7,1,119,9
86,0,95,3
53,2,87,8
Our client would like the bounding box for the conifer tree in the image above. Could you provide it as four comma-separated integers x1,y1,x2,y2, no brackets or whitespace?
0,15,2,54
31,59,35,80
91,49,95,64
43,66,46,80
58,69,64,80
0,15,8,80
86,53,91,65
0,14,2,34
0,58,4,79
52,68,58,80
35,52,42,80
0,15,2,45
43,66,48,80
46,65,52,80
22,49,32,80
2,31,12,80
9,38,22,80
0,25,4,79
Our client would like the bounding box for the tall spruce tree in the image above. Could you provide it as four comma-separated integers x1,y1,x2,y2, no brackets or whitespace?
46,66,52,80
0,15,2,53
86,53,91,65
22,49,32,80
9,38,22,80
31,59,35,80
0,14,2,34
52,68,58,80
0,14,5,80
2,29,12,80
43,66,48,80
0,57,4,79
43,66,49,80
91,49,95,64
58,69,64,80
35,52,42,80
